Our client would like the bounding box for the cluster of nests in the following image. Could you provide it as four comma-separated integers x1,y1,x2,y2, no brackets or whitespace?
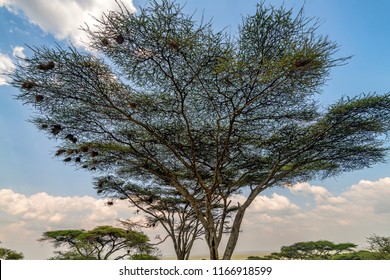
37,61,56,71
57,144,100,170
22,59,138,110
101,33,180,52
41,123,99,170
294,58,313,68
21,81,45,103
101,34,125,46
40,123,63,136
147,221,157,228
21,60,57,102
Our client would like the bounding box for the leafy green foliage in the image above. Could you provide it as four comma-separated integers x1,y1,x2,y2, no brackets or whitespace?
249,240,357,260
49,250,97,260
10,0,390,259
332,250,390,260
129,253,160,260
39,225,159,260
0,247,24,260
248,236,390,260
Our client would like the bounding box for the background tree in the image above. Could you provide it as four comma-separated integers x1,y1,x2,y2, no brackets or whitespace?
0,242,24,260
39,225,159,260
366,234,390,255
333,234,390,259
344,234,390,259
249,236,390,260
248,240,357,260
97,176,204,259
11,0,390,259
331,250,390,260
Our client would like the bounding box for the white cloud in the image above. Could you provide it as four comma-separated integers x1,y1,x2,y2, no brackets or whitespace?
291,182,330,200
234,193,300,213
0,188,139,258
0,188,134,227
341,178,390,215
0,53,15,85
0,47,25,86
1,0,136,47
12,46,26,59
236,178,390,252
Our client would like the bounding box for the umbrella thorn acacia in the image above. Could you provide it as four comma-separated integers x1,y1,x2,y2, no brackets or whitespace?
39,225,159,260
257,240,358,260
11,0,390,259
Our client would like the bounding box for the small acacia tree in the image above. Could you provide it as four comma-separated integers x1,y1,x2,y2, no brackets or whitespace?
11,0,390,259
39,225,159,260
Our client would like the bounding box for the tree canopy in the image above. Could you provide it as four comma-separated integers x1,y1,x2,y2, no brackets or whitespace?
39,225,159,260
10,0,390,259
0,243,24,260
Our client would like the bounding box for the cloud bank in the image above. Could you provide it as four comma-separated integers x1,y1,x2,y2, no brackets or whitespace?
0,46,26,85
0,189,138,259
237,178,390,253
1,177,390,259
0,53,15,85
0,0,136,46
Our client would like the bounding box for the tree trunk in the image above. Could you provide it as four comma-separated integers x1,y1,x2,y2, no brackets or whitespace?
175,246,185,260
222,184,269,259
222,208,246,260
205,227,220,260
208,236,219,260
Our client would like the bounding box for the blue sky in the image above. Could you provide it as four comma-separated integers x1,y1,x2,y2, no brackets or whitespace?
0,0,390,259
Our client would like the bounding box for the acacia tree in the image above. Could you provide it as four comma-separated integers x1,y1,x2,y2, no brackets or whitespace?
366,234,390,255
332,234,390,260
39,225,158,260
11,0,390,259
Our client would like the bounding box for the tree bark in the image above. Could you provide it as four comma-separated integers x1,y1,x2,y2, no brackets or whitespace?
222,207,246,260
205,227,220,260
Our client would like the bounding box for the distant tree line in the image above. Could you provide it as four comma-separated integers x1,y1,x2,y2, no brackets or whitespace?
3,233,390,260
247,234,390,260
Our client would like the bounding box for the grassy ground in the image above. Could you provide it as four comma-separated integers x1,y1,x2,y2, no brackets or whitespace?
162,251,272,260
